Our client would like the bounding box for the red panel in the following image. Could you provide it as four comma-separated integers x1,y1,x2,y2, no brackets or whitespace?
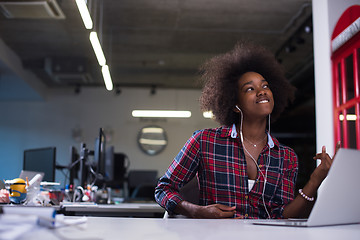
341,59,347,110
354,48,359,97
333,60,341,147
353,49,360,149
356,103,360,149
334,61,340,107
341,59,349,147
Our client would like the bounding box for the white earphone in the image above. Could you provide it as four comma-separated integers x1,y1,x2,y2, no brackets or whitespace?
235,105,244,143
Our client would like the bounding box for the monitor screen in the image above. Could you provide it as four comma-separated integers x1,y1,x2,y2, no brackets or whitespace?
105,146,114,181
105,151,129,188
23,147,56,182
94,128,106,179
69,146,80,185
113,153,128,182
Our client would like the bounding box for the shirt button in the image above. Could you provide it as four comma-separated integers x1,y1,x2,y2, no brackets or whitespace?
245,195,248,199
245,214,248,218
258,164,262,168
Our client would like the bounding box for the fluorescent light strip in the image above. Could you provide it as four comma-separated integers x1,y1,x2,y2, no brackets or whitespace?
132,110,191,118
339,114,357,121
101,65,113,91
75,0,93,29
89,32,106,66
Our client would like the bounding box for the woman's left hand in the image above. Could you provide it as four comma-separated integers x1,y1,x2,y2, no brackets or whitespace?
311,142,341,185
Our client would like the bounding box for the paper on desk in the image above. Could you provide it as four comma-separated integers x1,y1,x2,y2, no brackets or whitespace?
0,207,88,240
2,206,56,227
0,214,38,240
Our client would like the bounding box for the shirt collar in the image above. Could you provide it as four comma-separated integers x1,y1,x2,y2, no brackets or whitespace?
230,123,275,149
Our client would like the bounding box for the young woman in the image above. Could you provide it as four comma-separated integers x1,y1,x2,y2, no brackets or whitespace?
155,42,339,219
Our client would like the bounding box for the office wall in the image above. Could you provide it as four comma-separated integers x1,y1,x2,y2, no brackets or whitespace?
312,0,358,155
0,87,217,186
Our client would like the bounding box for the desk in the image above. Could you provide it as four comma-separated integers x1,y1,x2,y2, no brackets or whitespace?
17,217,360,240
59,202,165,218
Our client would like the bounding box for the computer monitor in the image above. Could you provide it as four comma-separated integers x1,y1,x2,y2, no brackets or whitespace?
94,128,106,180
104,148,128,188
23,147,56,182
69,146,80,186
113,153,128,183
105,146,115,181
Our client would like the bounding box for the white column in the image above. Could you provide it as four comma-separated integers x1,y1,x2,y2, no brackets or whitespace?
312,0,334,156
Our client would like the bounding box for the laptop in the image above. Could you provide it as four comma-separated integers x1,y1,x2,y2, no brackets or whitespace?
19,170,44,186
252,148,360,227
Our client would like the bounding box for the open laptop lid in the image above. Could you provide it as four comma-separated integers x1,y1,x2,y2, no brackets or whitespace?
306,148,360,226
19,170,44,186
252,148,360,227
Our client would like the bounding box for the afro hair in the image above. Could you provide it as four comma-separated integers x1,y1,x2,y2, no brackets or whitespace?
199,41,296,126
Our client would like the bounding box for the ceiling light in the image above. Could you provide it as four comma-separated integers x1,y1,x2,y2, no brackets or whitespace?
339,114,357,121
89,31,106,66
203,111,214,119
75,0,93,29
132,110,192,118
101,65,113,91
304,25,312,34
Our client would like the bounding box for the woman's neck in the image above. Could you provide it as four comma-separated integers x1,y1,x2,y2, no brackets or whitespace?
236,118,267,141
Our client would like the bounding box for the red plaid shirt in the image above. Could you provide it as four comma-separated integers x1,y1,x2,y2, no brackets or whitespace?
155,125,298,219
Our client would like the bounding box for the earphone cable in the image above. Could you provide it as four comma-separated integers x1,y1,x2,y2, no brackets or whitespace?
238,108,271,219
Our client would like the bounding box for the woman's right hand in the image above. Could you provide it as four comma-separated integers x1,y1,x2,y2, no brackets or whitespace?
194,204,236,218
175,201,236,218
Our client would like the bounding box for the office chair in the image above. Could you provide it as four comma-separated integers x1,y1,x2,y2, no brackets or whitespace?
130,184,156,200
127,170,158,201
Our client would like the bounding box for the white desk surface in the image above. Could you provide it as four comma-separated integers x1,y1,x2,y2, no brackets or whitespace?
18,217,360,240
